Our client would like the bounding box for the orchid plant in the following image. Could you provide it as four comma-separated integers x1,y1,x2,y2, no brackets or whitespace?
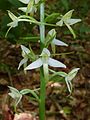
6,0,81,119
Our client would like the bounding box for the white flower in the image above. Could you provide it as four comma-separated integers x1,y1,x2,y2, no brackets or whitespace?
18,0,40,14
7,10,19,28
47,29,68,54
8,86,22,106
18,45,30,69
48,29,68,46
6,11,24,37
65,68,80,93
6,11,36,37
5,11,20,37
56,10,81,38
25,48,66,81
25,48,66,70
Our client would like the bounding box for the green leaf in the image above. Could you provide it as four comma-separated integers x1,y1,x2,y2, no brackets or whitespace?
49,75,65,82
17,36,39,44
45,13,60,23
20,89,40,102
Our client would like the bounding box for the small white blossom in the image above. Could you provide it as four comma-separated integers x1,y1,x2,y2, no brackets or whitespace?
18,45,30,69
18,0,40,14
65,68,80,93
5,11,20,37
25,48,66,70
48,29,68,46
7,10,19,28
56,10,81,38
8,86,22,106
25,48,66,81
6,11,35,37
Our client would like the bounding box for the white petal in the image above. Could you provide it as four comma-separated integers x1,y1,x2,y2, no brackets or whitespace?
48,58,66,68
18,58,28,69
7,21,18,28
7,22,14,27
66,19,81,25
52,38,68,46
7,10,18,21
24,58,43,70
18,0,30,4
18,7,32,13
18,7,27,13
41,48,50,56
21,45,30,54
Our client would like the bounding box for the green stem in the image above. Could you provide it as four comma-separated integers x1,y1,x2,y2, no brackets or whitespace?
19,15,58,27
39,1,46,120
40,2,45,45
51,51,74,56
40,68,46,120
